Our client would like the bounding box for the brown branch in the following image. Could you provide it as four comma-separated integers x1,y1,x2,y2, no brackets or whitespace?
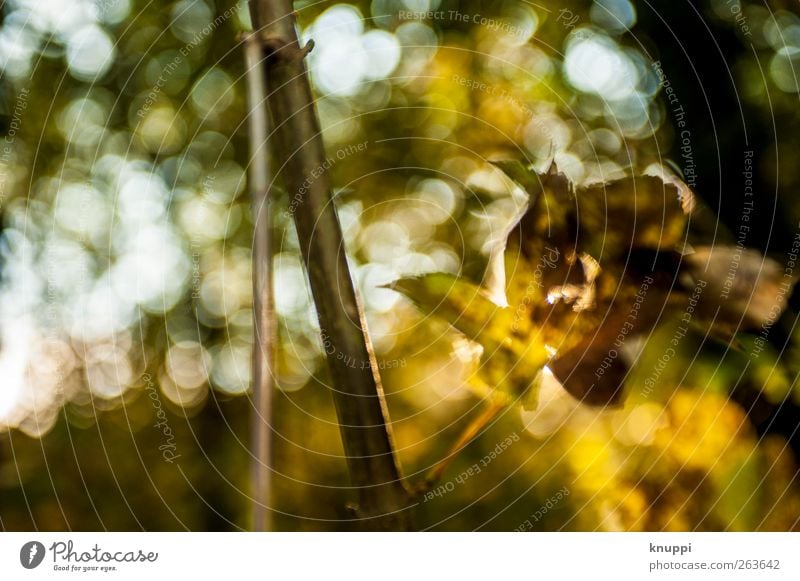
246,0,414,530
244,33,275,532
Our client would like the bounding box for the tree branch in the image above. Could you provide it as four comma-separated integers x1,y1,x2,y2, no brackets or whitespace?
246,0,414,530
244,33,275,532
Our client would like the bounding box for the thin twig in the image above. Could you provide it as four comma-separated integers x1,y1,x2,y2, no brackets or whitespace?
244,33,275,532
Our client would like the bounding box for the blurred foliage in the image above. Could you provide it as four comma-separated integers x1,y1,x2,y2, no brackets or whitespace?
1,0,799,531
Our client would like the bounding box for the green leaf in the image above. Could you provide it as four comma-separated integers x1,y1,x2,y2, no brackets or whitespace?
389,272,511,349
490,159,546,198
391,272,548,407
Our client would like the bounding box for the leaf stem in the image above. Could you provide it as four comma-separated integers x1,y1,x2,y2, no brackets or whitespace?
422,402,506,490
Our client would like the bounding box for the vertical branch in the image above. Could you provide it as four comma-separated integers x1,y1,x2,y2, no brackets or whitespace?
247,0,414,530
244,34,275,532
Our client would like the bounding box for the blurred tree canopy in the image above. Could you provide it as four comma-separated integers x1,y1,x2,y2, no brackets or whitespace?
1,0,799,531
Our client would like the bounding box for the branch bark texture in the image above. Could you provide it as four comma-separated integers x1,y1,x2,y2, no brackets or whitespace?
247,0,414,531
